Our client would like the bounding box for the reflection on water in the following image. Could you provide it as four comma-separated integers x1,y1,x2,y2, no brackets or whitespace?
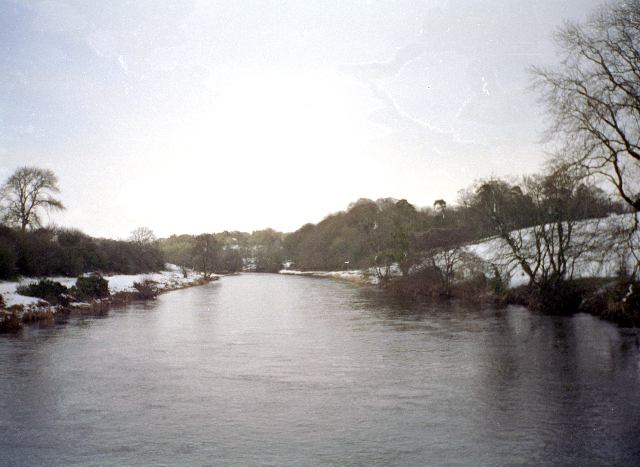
1,274,639,464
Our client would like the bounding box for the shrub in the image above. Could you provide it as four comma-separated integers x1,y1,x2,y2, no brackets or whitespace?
0,237,18,279
132,279,159,300
454,273,490,304
74,274,109,300
0,237,17,279
387,266,446,300
16,279,68,304
527,280,583,314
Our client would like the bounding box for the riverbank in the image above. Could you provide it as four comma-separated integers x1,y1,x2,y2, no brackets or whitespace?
0,264,218,332
279,268,380,285
280,266,639,327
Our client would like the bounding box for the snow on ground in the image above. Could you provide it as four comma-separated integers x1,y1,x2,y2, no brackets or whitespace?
102,264,211,293
0,264,209,308
466,213,638,287
280,268,386,285
0,281,45,308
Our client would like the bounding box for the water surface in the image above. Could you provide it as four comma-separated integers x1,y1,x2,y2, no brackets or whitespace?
1,274,640,464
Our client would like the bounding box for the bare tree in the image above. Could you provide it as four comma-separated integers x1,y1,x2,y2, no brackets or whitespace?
0,167,64,231
469,168,600,289
466,178,541,285
523,165,588,286
413,227,471,296
129,227,157,244
531,0,640,212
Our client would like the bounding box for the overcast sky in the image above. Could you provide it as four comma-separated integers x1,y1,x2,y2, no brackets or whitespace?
1,0,604,238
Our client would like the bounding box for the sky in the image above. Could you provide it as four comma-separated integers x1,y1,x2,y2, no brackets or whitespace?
0,0,605,238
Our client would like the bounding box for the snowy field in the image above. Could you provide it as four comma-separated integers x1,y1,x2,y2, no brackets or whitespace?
0,264,209,309
466,213,638,287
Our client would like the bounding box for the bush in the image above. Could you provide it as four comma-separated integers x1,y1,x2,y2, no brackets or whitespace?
16,279,68,304
74,274,109,300
132,279,159,300
526,280,584,314
387,266,446,300
454,273,491,304
0,237,17,279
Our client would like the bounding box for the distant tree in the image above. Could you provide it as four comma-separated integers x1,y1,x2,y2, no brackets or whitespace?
412,227,472,297
219,248,243,273
465,178,541,286
158,234,195,269
0,167,64,231
433,199,447,218
129,227,156,244
191,233,219,279
0,235,17,279
531,0,640,213
462,178,536,239
387,199,419,276
250,229,285,272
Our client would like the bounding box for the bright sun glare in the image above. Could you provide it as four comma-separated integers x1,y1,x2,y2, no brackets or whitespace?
118,68,382,235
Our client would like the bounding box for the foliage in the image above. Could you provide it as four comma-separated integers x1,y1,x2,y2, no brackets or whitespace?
158,230,270,274
0,226,164,278
250,229,285,272
16,279,68,305
284,198,422,272
74,274,109,299
191,233,219,278
0,234,17,279
218,248,243,273
158,234,195,267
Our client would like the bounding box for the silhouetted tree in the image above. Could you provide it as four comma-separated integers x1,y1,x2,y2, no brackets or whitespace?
0,167,64,231
531,0,640,212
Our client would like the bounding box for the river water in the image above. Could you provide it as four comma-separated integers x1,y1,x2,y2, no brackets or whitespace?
1,273,640,464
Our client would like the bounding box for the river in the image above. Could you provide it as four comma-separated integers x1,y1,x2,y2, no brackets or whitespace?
1,273,640,464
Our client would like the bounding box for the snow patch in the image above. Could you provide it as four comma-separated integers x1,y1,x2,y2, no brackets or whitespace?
0,264,211,309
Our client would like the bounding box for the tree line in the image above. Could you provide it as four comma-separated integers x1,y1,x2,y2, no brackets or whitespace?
283,166,625,273
0,167,166,279
158,228,285,277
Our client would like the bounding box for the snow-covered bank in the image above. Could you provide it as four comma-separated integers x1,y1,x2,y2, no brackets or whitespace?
465,213,638,288
279,268,387,285
0,264,214,311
